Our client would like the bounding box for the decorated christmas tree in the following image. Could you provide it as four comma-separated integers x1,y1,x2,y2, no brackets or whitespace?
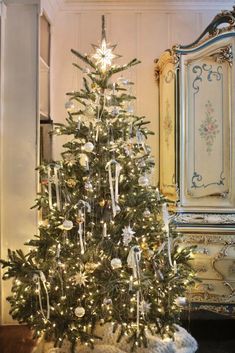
0,16,195,353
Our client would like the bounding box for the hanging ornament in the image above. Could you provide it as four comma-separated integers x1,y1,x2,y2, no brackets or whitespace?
103,298,112,305
175,297,187,306
118,77,131,85
66,178,77,188
105,159,121,217
65,100,75,112
143,208,151,217
33,271,50,321
83,67,90,74
76,212,85,224
83,142,94,153
84,181,93,191
86,231,93,240
60,220,73,230
79,154,89,170
140,300,151,315
47,165,61,211
85,262,99,273
111,106,120,117
74,271,88,286
146,249,154,259
64,153,77,166
75,306,85,318
122,225,135,246
138,175,149,187
111,258,122,269
127,246,141,279
127,105,134,114
84,105,95,118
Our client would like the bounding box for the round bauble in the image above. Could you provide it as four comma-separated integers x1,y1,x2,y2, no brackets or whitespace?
103,298,112,305
143,208,151,217
83,142,94,153
61,220,73,230
111,258,122,269
84,181,93,191
75,306,85,318
65,101,75,112
66,178,77,188
138,175,149,187
175,297,187,306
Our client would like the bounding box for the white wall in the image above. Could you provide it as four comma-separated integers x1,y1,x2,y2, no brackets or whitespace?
51,0,234,185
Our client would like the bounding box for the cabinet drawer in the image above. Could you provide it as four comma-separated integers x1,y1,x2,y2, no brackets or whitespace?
189,279,235,304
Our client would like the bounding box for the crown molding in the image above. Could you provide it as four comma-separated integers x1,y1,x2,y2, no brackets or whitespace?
56,0,235,12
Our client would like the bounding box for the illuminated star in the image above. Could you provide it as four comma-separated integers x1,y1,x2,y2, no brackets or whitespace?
92,15,120,72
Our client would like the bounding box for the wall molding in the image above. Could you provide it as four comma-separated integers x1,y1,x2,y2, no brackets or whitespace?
56,0,235,12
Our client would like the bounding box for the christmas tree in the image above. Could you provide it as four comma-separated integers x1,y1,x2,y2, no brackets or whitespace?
0,16,194,353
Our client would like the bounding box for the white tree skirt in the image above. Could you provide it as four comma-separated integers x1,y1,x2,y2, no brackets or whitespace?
34,324,198,353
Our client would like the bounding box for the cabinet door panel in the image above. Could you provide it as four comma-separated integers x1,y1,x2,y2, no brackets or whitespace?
159,61,176,200
180,38,235,210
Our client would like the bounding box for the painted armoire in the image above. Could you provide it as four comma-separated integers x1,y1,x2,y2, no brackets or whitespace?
155,7,235,315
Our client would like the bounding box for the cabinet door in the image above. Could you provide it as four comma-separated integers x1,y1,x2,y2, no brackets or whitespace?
179,37,235,211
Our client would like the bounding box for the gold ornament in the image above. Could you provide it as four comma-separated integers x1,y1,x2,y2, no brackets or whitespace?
85,262,99,273
76,214,85,224
66,178,77,188
74,271,88,286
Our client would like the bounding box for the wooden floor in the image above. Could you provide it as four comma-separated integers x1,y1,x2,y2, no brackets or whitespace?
0,325,36,353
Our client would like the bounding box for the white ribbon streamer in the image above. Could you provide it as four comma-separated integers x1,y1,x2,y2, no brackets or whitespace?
105,160,121,217
35,271,50,321
136,129,147,153
136,291,140,337
47,166,53,210
54,166,61,211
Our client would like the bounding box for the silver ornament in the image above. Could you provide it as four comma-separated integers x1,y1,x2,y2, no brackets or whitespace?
175,297,187,306
84,181,93,191
103,298,112,305
75,306,85,317
61,220,73,230
111,258,122,269
83,142,94,153
122,225,135,246
138,175,149,187
111,106,120,117
143,208,151,217
65,101,75,112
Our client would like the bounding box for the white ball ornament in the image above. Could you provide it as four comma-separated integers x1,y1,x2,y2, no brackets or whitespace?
175,297,187,306
115,204,121,214
65,101,75,112
143,208,151,217
85,181,93,191
138,175,149,187
75,306,85,318
62,220,73,230
83,142,94,153
111,258,122,269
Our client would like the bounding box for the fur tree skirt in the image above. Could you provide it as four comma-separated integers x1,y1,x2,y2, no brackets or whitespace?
33,324,198,353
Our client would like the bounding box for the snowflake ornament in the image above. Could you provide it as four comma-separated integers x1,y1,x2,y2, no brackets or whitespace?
122,225,135,246
140,300,151,315
74,271,88,286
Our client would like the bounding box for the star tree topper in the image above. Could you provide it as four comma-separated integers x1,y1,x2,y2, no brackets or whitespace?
92,15,120,72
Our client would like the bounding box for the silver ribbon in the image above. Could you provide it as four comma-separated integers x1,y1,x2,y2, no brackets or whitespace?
127,246,141,337
105,160,121,217
47,165,61,211
77,201,91,254
35,271,50,321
